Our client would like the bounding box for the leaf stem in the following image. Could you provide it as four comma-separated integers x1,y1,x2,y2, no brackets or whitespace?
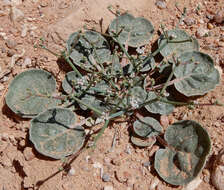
71,96,103,116
62,52,82,78
93,120,110,146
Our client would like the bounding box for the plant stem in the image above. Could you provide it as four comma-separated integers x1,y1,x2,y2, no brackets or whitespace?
93,120,110,146
40,45,60,57
160,63,176,96
62,53,82,78
71,96,103,116
109,110,125,119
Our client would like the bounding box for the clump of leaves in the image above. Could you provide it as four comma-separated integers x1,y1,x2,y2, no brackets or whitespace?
5,12,221,186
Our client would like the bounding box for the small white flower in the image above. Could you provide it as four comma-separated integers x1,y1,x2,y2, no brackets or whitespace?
130,96,140,109
136,46,145,54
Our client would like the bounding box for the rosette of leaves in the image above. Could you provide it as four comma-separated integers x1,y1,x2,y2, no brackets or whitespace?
154,120,211,185
66,30,111,71
108,13,154,47
173,51,220,96
144,92,175,115
5,69,60,118
30,107,85,159
158,29,199,58
131,117,163,147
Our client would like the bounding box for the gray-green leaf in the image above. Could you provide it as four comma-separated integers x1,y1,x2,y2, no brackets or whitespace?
154,120,211,185
30,108,86,159
5,69,60,118
109,13,154,47
174,51,220,96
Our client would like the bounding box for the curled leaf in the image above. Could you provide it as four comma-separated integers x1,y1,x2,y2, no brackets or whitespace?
67,30,111,71
131,135,156,148
154,120,211,185
133,117,163,138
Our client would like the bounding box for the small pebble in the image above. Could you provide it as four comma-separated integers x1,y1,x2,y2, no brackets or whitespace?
23,147,35,161
182,176,202,190
214,10,224,24
7,50,16,57
21,24,28,38
5,39,17,49
9,7,24,22
207,23,214,30
102,173,110,182
104,186,113,190
196,28,209,38
22,57,32,68
142,161,151,167
184,17,195,26
160,115,169,128
150,177,160,189
0,84,4,91
68,167,75,176
155,0,166,9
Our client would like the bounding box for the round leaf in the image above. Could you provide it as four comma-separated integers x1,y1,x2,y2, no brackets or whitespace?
154,120,211,185
174,51,220,96
67,30,111,71
131,135,156,148
158,29,199,58
144,92,174,115
30,108,85,159
133,117,163,138
109,13,154,47
5,69,60,118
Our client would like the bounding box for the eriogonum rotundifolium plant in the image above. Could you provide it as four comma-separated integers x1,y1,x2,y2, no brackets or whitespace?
5,13,222,185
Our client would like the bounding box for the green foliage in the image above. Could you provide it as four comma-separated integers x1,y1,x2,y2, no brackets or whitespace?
5,69,60,118
158,29,199,58
154,120,211,185
133,117,163,138
5,13,221,185
174,51,220,96
109,13,154,47
30,108,85,159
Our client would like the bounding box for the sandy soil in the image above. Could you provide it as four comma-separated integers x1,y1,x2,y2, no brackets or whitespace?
0,0,223,190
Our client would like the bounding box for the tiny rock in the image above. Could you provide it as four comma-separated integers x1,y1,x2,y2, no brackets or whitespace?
160,115,169,128
10,7,24,22
212,149,224,190
23,147,35,161
142,161,151,167
148,145,160,157
5,39,17,49
102,173,110,182
184,17,195,26
104,186,113,190
214,10,224,24
23,57,32,68
182,176,202,190
155,0,166,9
150,177,160,189
3,0,22,6
196,28,209,38
207,23,214,30
0,83,4,91
21,24,28,37
68,167,75,176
